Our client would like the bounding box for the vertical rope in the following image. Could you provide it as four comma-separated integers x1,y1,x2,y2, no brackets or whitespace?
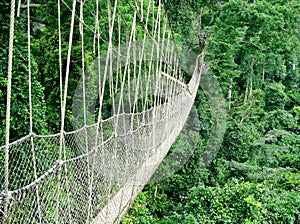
131,30,145,129
165,30,172,108
27,1,42,222
79,0,92,221
157,21,167,111
162,30,170,106
108,0,117,122
56,0,64,219
4,0,16,216
87,0,103,217
126,7,138,216
127,12,137,130
113,13,122,134
56,0,63,218
140,0,143,21
56,0,77,221
115,14,127,207
152,0,161,155
106,3,114,213
115,7,135,131
141,0,152,124
58,0,63,117
59,0,77,156
17,0,21,17
102,0,119,219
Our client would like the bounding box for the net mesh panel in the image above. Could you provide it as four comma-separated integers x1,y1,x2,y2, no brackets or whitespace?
0,0,202,223
0,90,200,223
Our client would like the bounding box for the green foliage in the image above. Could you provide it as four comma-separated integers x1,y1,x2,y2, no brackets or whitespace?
0,4,48,145
264,83,288,111
1,0,299,222
180,180,300,223
124,0,300,223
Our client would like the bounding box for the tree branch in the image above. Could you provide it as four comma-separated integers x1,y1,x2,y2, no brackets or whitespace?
20,14,47,25
20,4,46,8
240,40,265,51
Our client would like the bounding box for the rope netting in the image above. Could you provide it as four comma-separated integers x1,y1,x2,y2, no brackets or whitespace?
0,0,202,223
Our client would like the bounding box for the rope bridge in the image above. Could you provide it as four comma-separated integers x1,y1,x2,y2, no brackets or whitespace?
0,0,203,223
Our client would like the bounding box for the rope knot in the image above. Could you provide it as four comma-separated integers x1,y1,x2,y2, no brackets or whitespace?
56,159,64,166
0,191,13,201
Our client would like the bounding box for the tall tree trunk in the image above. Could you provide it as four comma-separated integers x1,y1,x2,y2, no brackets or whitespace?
262,66,265,83
198,8,207,54
228,78,233,108
249,59,254,97
244,81,248,104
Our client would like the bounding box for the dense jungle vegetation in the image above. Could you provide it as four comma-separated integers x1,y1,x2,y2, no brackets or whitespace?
0,0,299,223
122,0,300,223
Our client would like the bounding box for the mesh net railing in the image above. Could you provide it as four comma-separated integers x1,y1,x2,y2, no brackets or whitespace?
0,0,202,222
0,81,201,223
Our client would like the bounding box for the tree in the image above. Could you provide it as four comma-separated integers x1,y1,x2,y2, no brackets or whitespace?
123,0,300,223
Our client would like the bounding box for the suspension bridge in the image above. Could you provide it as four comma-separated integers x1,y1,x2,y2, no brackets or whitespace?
0,0,204,223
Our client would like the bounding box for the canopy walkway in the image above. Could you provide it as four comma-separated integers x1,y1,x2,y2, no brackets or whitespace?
0,0,203,223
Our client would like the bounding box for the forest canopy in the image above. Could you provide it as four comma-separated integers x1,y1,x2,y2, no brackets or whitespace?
0,0,299,222
122,0,300,223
